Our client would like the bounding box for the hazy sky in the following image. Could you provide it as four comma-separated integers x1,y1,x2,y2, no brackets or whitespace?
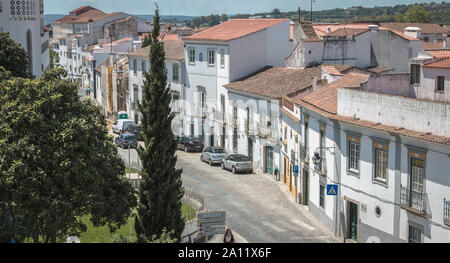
44,0,443,16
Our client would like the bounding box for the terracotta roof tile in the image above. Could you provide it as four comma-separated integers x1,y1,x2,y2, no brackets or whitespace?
224,66,322,99
325,28,369,37
380,22,450,34
322,65,344,76
422,58,450,69
127,39,184,61
422,41,445,50
299,73,369,114
290,89,450,146
184,19,288,42
426,49,450,59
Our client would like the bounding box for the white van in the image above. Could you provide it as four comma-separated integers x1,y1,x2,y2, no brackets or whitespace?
112,119,135,134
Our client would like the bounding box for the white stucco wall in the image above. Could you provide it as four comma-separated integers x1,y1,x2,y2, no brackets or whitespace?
419,67,450,104
337,88,450,137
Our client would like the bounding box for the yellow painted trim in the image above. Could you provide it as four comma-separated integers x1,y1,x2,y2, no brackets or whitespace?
408,151,426,160
373,142,388,150
347,136,361,143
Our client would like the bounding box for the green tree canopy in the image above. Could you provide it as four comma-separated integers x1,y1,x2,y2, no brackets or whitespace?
0,74,137,243
134,7,184,243
0,32,30,78
401,5,434,23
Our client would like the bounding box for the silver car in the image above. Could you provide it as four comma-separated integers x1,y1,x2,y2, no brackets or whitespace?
200,147,227,166
221,154,253,174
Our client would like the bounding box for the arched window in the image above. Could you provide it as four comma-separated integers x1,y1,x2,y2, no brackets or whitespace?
26,29,32,75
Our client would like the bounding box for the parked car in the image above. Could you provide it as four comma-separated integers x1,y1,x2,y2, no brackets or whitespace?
115,133,138,149
177,136,203,152
113,119,135,134
221,154,253,174
200,147,227,166
123,124,141,141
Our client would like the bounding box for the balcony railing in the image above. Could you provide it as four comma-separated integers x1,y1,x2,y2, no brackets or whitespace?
245,119,254,133
444,199,450,226
400,186,427,216
131,101,139,111
300,143,309,162
231,117,238,127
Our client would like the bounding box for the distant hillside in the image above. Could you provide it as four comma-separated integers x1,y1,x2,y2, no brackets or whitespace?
45,14,194,25
231,2,450,25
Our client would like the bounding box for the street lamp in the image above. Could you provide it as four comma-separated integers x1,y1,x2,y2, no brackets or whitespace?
312,146,335,166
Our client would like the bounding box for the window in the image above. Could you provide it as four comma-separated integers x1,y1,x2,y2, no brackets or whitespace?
199,52,203,62
347,135,360,175
0,1,2,12
220,49,225,68
373,142,388,183
436,76,444,92
319,127,326,171
233,128,238,151
188,48,195,64
408,224,422,243
200,92,206,109
133,59,137,75
410,64,420,84
173,64,179,82
319,184,325,209
142,61,146,73
133,85,139,103
208,48,215,66
411,158,425,194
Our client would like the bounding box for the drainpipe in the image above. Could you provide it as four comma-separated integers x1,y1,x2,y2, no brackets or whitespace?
93,59,97,99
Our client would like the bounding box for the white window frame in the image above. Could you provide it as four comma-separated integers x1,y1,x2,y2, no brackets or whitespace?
172,64,179,82
207,48,215,66
436,76,445,92
188,48,195,64
220,49,225,68
347,136,360,176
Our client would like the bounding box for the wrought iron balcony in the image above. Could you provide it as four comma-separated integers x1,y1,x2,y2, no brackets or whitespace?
400,186,427,217
300,143,309,162
245,119,254,133
444,199,450,226
131,101,139,111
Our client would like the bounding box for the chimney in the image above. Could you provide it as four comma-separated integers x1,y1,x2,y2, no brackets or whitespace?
298,6,301,22
326,27,331,33
311,77,318,91
444,34,449,48
404,27,422,39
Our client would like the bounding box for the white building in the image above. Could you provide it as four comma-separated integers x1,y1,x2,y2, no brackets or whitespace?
410,49,450,104
180,19,293,150
281,72,450,243
223,66,322,175
52,6,148,46
0,0,49,77
287,23,422,73
126,39,185,134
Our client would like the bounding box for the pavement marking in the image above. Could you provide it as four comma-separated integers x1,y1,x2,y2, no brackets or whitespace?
290,219,317,231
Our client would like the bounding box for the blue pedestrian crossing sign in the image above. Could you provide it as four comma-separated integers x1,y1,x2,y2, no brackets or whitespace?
293,165,299,174
327,184,338,196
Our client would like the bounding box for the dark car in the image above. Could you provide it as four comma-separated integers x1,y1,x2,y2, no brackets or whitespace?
115,133,138,149
177,136,203,152
123,124,141,141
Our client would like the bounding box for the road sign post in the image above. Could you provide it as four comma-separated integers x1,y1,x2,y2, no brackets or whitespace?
197,211,226,237
327,184,338,196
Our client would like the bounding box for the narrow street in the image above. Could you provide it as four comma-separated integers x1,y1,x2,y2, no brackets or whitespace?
117,144,339,243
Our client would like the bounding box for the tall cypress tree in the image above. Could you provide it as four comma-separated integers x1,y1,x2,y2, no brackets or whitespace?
134,7,184,242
